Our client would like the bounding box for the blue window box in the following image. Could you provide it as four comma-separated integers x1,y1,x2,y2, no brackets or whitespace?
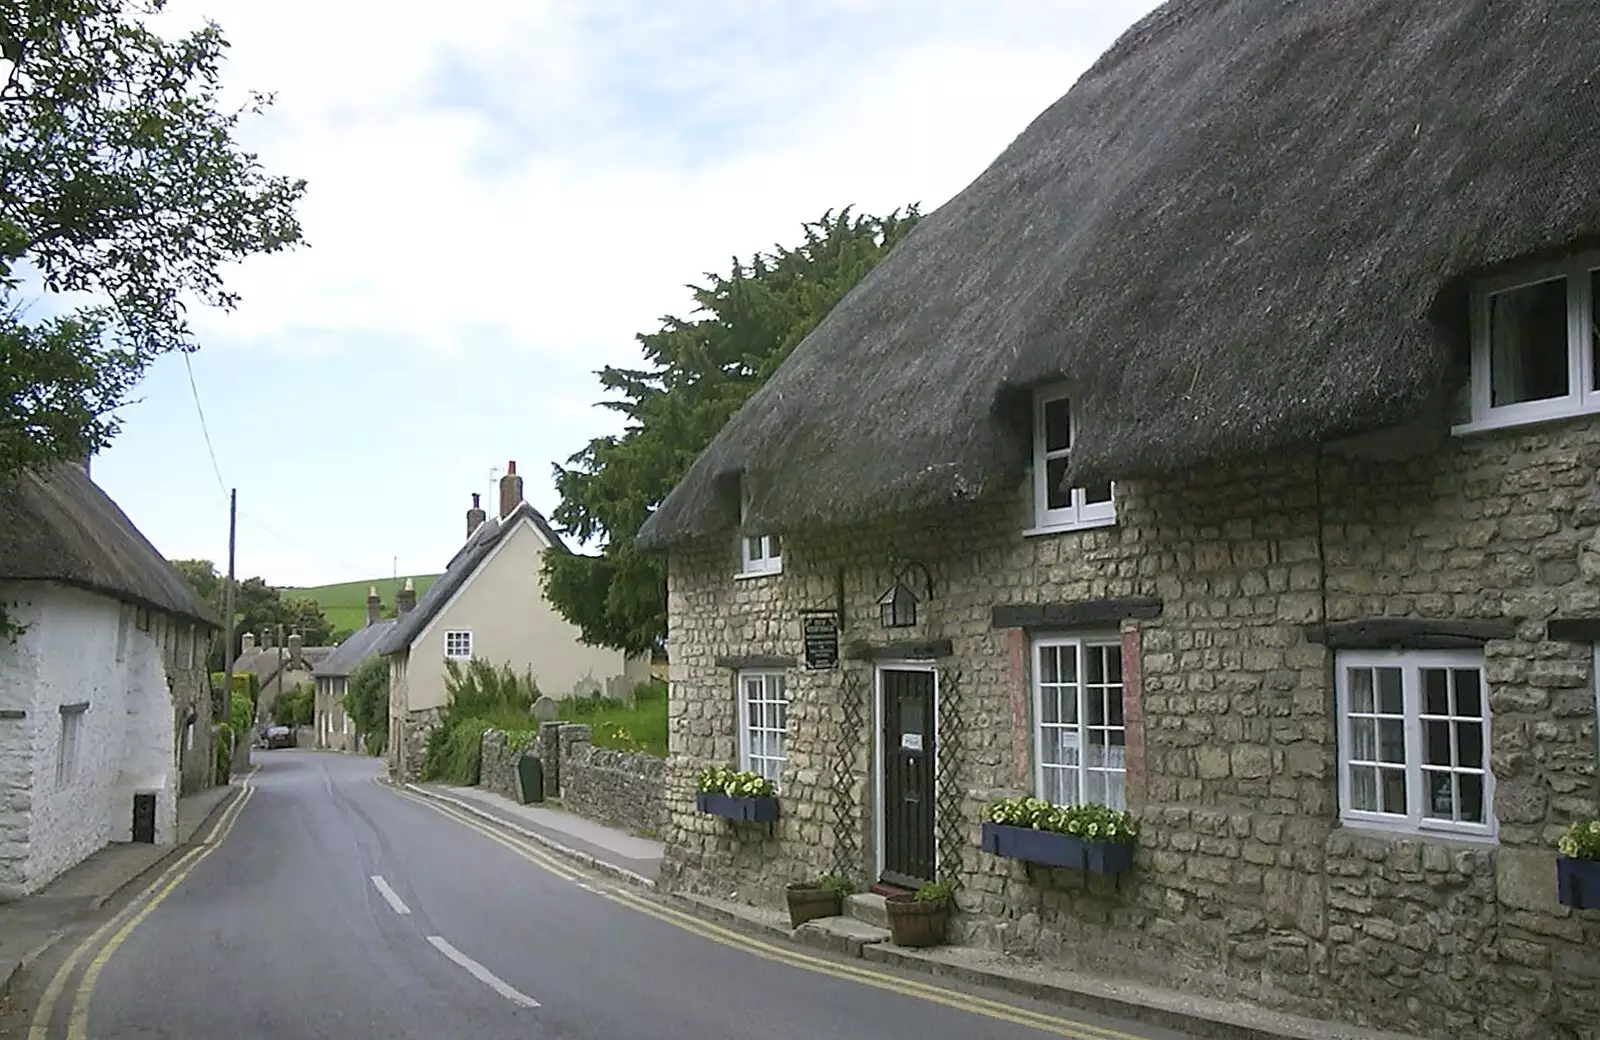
980,821,1134,876
696,792,779,823
1558,856,1600,910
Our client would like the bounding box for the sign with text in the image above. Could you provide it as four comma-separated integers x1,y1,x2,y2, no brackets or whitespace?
802,610,840,670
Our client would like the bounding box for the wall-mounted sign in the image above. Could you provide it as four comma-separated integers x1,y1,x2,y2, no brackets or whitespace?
900,732,923,752
802,610,840,670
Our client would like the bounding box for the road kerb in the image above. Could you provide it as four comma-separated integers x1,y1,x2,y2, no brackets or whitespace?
0,781,246,1003
392,780,658,893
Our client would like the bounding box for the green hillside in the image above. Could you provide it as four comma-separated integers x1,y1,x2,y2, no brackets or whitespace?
287,574,441,636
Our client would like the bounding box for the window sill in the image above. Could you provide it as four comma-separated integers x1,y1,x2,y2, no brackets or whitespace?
1338,816,1498,846
734,566,783,580
1452,400,1600,437
1023,516,1118,538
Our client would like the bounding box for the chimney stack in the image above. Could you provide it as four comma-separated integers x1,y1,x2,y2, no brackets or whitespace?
499,460,523,519
366,585,382,627
288,632,303,670
241,632,257,652
467,492,487,538
260,628,274,650
397,577,417,616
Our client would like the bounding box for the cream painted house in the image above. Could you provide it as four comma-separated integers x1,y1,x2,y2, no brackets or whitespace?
380,463,651,780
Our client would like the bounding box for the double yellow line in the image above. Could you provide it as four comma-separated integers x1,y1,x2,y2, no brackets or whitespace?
393,786,1146,1040
28,776,256,1040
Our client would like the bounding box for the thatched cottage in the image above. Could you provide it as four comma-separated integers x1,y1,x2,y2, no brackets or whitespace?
636,2,1600,1036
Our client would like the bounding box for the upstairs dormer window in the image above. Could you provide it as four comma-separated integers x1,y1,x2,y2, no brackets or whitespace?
737,479,781,578
1458,254,1600,433
1030,385,1115,534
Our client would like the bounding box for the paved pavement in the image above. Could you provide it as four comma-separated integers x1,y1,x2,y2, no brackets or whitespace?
4,750,1194,1039
0,781,240,1000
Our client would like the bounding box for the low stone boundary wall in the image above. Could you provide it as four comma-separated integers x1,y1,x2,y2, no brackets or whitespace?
477,722,664,836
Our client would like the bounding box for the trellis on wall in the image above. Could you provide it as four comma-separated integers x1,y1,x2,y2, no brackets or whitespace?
831,669,865,878
937,663,965,888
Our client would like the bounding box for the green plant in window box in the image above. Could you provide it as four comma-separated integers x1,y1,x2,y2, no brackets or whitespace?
694,765,778,822
1557,819,1600,910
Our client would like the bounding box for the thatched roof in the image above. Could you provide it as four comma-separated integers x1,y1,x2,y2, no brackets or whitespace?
375,501,568,656
0,463,219,625
638,0,1600,550
313,618,398,679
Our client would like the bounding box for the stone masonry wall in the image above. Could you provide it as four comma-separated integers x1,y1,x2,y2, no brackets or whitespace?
560,728,666,837
660,413,1600,1040
479,728,535,801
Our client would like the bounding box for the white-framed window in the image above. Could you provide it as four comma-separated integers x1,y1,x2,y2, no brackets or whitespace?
1033,636,1126,809
1030,385,1116,533
444,630,472,660
737,671,788,788
57,705,85,787
736,480,782,577
1336,650,1495,839
1456,253,1600,434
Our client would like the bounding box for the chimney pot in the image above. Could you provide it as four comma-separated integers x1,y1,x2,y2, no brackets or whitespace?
499,459,523,519
366,584,382,627
397,577,417,616
467,492,488,539
241,632,257,652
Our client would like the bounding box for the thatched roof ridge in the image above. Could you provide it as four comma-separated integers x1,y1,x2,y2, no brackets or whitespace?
0,463,219,625
638,0,1600,550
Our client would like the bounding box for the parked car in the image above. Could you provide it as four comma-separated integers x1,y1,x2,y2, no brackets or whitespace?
264,725,295,750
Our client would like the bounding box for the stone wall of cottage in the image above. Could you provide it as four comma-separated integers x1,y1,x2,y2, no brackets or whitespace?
559,731,666,838
659,414,1600,1040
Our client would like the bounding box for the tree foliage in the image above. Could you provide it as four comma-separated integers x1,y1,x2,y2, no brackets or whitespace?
421,659,539,784
271,681,313,727
0,0,304,477
170,559,332,668
343,654,389,755
545,206,922,654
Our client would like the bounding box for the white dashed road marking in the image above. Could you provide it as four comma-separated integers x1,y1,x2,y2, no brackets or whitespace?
371,875,411,915
427,936,542,1009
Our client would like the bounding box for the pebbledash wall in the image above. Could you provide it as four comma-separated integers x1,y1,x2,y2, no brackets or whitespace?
659,415,1600,1040
0,583,205,897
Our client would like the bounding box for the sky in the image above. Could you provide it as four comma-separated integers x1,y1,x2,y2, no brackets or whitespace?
86,0,1162,589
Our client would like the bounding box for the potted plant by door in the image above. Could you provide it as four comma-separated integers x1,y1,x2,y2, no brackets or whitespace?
784,874,854,928
1557,818,1600,909
884,881,953,947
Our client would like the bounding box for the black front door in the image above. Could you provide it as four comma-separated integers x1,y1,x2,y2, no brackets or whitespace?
881,668,936,886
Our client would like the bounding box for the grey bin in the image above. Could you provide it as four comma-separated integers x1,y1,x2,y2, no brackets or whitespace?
515,754,544,804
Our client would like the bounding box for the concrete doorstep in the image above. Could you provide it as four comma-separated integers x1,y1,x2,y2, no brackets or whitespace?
0,781,244,1003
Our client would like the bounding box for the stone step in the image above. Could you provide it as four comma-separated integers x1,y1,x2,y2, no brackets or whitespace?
845,892,889,929
794,915,891,956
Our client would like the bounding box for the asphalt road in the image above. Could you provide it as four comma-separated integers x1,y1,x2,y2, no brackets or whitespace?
13,751,1190,1039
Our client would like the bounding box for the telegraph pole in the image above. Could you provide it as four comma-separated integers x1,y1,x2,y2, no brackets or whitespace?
222,489,238,760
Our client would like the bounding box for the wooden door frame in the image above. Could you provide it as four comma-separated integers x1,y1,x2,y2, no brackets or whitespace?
872,661,940,883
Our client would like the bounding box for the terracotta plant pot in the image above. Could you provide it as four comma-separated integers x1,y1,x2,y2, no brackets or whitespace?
884,893,948,948
784,882,843,929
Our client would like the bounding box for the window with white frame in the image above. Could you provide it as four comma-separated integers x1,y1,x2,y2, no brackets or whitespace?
1031,386,1115,532
57,706,85,787
737,671,788,787
444,630,472,660
1336,650,1494,837
736,481,782,577
1459,254,1600,432
1034,637,1126,809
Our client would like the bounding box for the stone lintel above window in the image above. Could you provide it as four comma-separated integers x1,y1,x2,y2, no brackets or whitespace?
991,598,1162,631
715,654,796,670
1546,617,1600,643
844,639,953,662
1304,618,1517,651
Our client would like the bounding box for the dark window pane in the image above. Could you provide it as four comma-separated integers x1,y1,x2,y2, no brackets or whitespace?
1107,686,1124,728
1351,717,1376,761
1081,480,1113,504
1380,767,1408,814
1039,646,1059,685
767,532,781,557
1351,765,1378,811
1103,646,1123,685
1377,668,1404,715
1086,646,1105,685
1424,720,1453,766
1457,721,1483,769
1379,719,1407,763
1425,770,1454,818
1087,687,1105,725
1045,456,1072,510
1423,669,1449,716
1454,669,1482,718
1489,277,1570,406
1459,773,1485,823
1043,396,1072,452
